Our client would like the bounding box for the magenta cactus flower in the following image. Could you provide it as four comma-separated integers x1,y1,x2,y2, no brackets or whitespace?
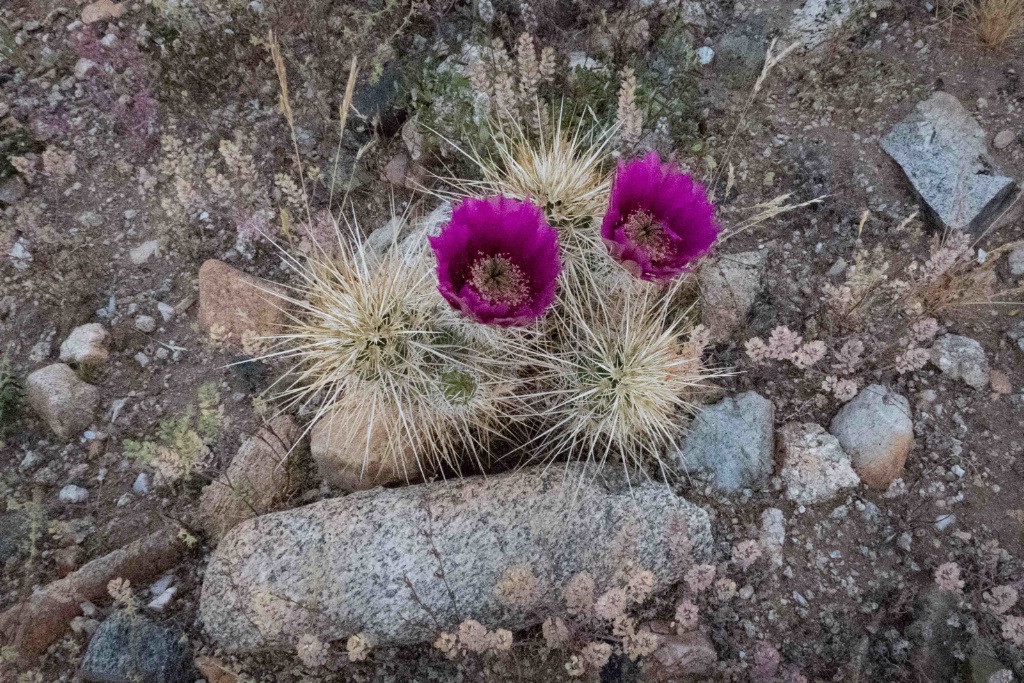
430,196,561,326
601,153,720,281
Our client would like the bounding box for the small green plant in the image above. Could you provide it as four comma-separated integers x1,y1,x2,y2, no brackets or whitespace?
0,20,18,69
123,383,225,485
197,381,225,440
177,527,199,549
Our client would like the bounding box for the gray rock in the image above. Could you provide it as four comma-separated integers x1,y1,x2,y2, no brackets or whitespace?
789,0,875,49
59,484,89,503
74,57,97,79
0,176,27,206
829,384,913,489
682,1,708,27
0,512,30,564
993,129,1016,150
129,240,162,265
399,202,452,262
351,64,404,138
59,323,110,366
200,465,712,651
881,92,1018,235
81,611,193,683
714,19,767,87
1009,246,1024,276
134,315,157,333
365,217,407,255
759,508,785,567
907,588,961,681
699,250,767,342
965,652,1010,683
26,364,100,440
931,334,990,389
77,211,104,228
777,422,860,505
670,391,774,492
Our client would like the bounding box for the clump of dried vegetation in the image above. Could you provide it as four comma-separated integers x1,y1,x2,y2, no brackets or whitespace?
958,0,1024,47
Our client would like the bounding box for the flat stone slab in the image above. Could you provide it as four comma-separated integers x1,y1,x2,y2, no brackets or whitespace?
881,92,1017,235
200,465,712,651
670,391,774,492
699,251,767,343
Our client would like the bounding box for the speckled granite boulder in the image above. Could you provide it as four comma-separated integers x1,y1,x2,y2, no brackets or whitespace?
200,465,712,651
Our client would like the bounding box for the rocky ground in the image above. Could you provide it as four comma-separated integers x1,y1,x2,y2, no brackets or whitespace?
1,0,1024,681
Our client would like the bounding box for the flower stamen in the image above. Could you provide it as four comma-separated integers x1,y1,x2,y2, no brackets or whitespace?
469,254,531,307
623,210,671,262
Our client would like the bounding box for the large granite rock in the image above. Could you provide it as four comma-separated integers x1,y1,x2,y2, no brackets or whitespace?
881,92,1018,235
829,384,913,489
200,466,712,651
26,363,100,440
670,391,774,492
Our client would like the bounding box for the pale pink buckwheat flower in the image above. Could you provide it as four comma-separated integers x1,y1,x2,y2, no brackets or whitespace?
684,564,716,593
674,599,700,632
733,539,763,571
791,340,827,369
542,616,570,648
934,562,965,593
594,587,630,621
983,585,1019,615
346,633,371,662
580,641,612,670
564,572,596,617
296,633,329,668
766,326,803,361
1002,615,1024,647
745,336,769,363
715,578,738,602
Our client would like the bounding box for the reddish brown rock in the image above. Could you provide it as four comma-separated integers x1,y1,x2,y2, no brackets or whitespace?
829,385,913,489
309,402,422,492
199,416,304,542
26,364,100,441
81,0,125,23
0,527,187,661
640,621,717,681
198,260,288,346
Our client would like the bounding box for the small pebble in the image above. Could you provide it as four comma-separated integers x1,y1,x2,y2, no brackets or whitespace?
134,315,157,333
59,484,89,504
133,472,150,494
994,129,1016,149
